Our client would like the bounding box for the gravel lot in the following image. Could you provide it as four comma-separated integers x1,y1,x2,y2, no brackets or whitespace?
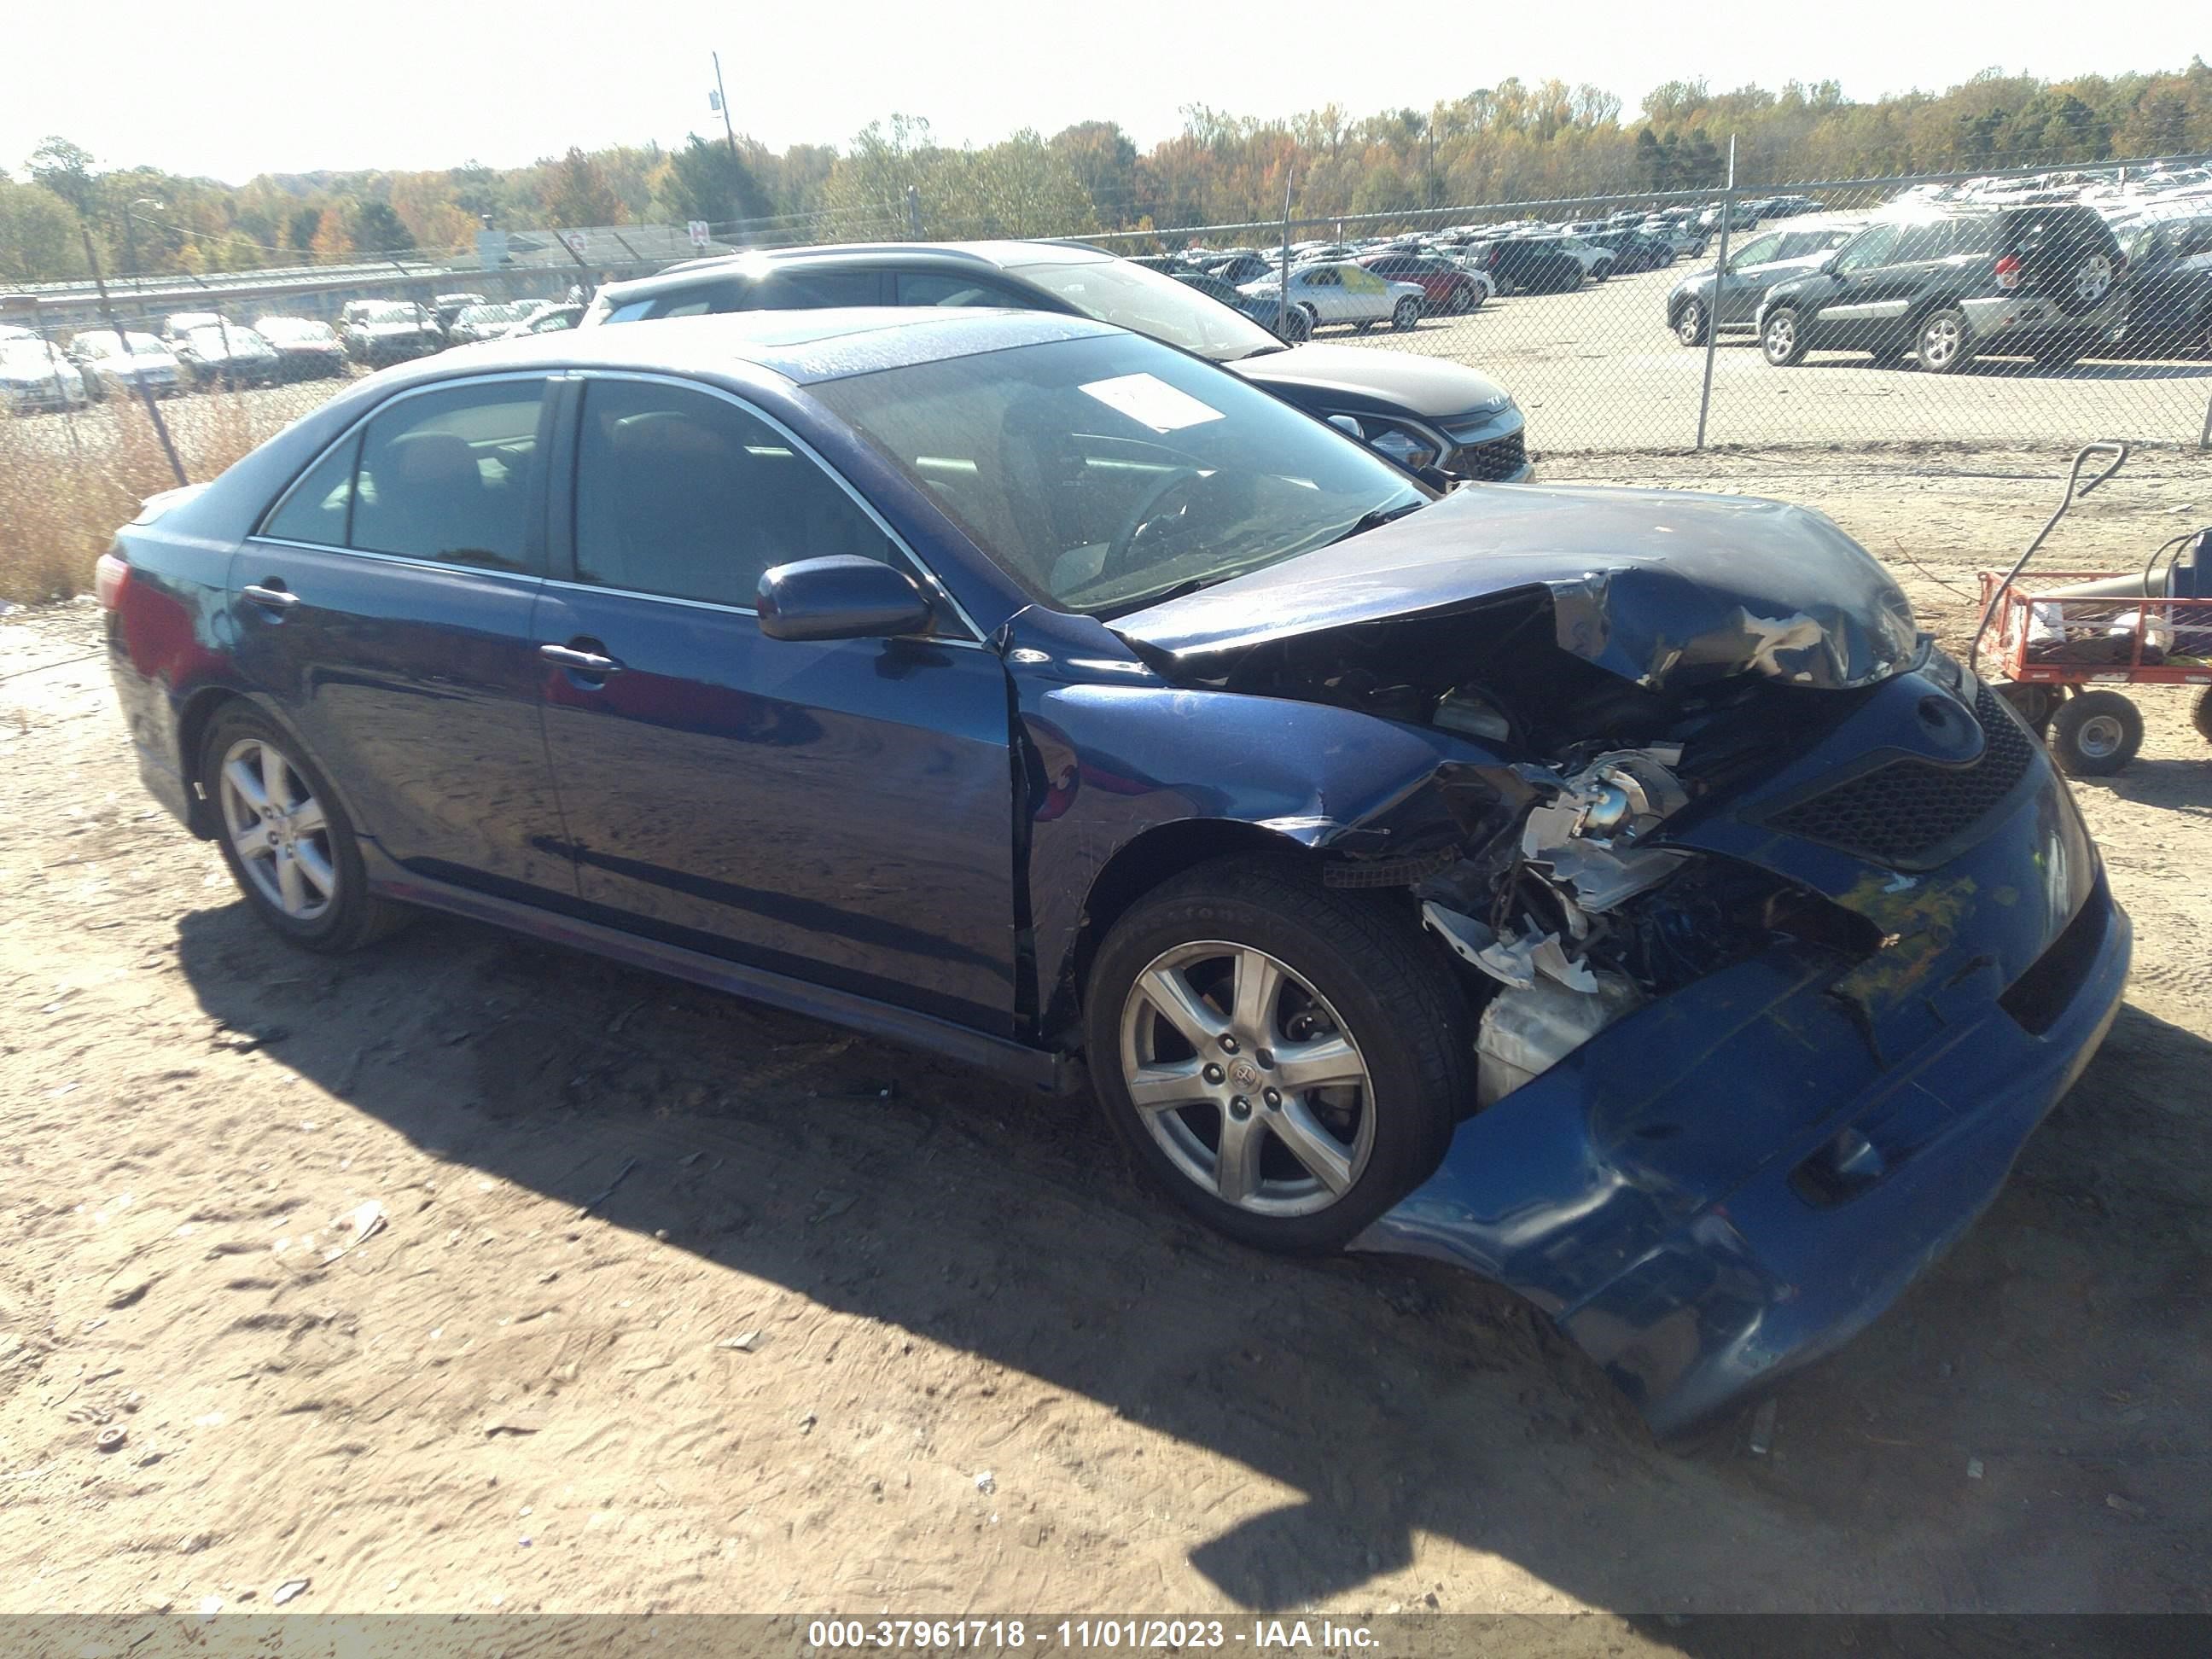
1,450,2207,1623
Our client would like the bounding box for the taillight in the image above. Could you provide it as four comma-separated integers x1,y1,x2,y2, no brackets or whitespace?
94,550,130,610
1994,254,2023,289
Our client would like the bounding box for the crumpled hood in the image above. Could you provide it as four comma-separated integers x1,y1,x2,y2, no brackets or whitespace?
1113,482,1920,694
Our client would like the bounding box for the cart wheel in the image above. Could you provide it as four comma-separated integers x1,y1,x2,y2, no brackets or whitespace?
2193,685,2212,748
1996,682,2056,740
2050,690,2143,777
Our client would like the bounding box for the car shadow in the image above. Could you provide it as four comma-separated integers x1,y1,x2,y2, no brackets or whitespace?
172,899,2212,1619
1796,355,2212,381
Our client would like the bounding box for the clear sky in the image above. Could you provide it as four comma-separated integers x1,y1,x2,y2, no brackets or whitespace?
3,0,2199,183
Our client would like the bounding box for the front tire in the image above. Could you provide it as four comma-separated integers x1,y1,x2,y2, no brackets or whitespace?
1674,299,1709,346
1916,306,1976,374
2049,690,2142,777
200,705,408,952
1085,857,1471,1254
1761,306,1809,366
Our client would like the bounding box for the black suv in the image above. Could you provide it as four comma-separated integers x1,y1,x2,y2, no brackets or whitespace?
1466,236,1586,295
1757,205,2126,372
582,242,1532,482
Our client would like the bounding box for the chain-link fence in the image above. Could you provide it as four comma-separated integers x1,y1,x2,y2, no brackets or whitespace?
1077,157,2212,473
7,154,2209,605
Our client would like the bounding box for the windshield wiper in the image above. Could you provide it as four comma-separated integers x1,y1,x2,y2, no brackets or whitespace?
1329,501,1427,545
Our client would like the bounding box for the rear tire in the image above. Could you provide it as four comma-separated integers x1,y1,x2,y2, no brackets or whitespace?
1915,306,1976,374
2192,685,2212,748
1084,856,1471,1255
199,704,410,952
2049,690,2143,777
1391,297,1421,331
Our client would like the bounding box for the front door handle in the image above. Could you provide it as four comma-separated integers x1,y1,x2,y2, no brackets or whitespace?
539,642,624,677
242,582,299,610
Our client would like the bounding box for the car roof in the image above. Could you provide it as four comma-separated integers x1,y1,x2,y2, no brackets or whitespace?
373,306,1120,388
599,239,1114,303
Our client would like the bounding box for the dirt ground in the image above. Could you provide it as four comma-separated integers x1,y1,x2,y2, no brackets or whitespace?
2,448,2209,1627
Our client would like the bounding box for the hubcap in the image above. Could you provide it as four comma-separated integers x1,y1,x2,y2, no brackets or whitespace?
1119,941,1375,1218
217,737,337,921
2075,713,2124,758
1923,317,1961,365
1767,317,1795,358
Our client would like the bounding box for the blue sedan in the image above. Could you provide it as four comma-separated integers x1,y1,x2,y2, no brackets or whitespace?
100,308,2127,1432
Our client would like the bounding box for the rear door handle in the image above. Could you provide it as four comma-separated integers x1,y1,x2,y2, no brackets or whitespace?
539,643,624,677
242,582,299,610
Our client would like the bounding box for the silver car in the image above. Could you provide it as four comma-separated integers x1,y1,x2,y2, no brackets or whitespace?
1665,215,1866,346
1237,260,1429,334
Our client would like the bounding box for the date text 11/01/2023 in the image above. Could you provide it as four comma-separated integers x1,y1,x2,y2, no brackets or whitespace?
806,1620,1380,1650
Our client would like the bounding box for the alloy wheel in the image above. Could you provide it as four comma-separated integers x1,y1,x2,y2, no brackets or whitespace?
216,736,338,921
1677,301,1704,345
1117,940,1375,1218
1920,314,1963,368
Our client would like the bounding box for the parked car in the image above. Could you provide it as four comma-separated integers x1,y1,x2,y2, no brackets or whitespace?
0,335,90,413
500,301,583,338
98,306,2129,1434
1200,252,1275,286
1171,271,1313,341
433,291,488,332
445,301,538,346
1665,215,1867,346
1547,235,1617,282
1757,204,2128,372
1238,260,1428,335
581,242,1531,483
67,330,182,399
2110,210,2212,358
339,300,443,367
1356,252,1488,315
1584,230,1674,274
253,316,349,381
172,323,282,389
1466,236,1586,295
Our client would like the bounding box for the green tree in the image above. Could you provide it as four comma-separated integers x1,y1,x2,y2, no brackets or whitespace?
26,137,99,215
650,134,771,229
352,201,410,252
1050,121,1138,224
0,177,89,281
287,207,323,252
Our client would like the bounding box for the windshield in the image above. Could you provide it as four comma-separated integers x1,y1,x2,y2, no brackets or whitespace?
355,303,422,325
457,303,528,325
188,326,271,355
1004,257,1284,364
812,330,1427,617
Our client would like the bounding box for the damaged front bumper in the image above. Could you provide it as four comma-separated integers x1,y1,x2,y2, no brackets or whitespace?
1351,713,2131,1435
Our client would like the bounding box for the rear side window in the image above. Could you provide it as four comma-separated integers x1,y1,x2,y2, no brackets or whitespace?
350,381,546,571
262,434,362,546
894,272,1034,309
571,378,895,609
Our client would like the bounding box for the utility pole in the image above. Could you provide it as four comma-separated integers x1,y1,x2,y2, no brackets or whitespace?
1278,171,1295,337
79,224,186,487
1694,134,1736,451
905,184,923,239
712,52,741,165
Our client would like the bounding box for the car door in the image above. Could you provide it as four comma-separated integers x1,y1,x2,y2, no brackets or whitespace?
533,372,1020,1033
1850,221,1957,340
1713,232,1783,325
233,373,573,901
1297,265,1346,324
1341,264,1393,322
1800,223,1901,342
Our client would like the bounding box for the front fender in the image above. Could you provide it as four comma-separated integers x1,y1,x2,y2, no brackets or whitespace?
1000,606,1492,1028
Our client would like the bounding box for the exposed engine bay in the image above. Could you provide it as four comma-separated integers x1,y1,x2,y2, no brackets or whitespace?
1161,591,1898,1106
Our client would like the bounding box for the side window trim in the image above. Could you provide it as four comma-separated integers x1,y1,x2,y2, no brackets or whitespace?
252,370,557,579
556,370,986,645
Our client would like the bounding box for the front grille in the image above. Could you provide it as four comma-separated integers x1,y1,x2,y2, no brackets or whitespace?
1765,682,2038,868
1449,428,1527,481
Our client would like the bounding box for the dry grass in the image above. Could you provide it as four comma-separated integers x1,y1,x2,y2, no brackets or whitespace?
0,390,265,608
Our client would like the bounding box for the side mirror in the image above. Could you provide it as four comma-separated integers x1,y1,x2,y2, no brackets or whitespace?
1327,414,1364,439
757,555,934,643
1820,255,1843,276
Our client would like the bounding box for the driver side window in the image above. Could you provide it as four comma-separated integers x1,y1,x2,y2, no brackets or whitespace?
1834,226,1900,274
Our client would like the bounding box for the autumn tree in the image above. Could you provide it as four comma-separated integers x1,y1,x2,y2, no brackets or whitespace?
542,146,626,228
